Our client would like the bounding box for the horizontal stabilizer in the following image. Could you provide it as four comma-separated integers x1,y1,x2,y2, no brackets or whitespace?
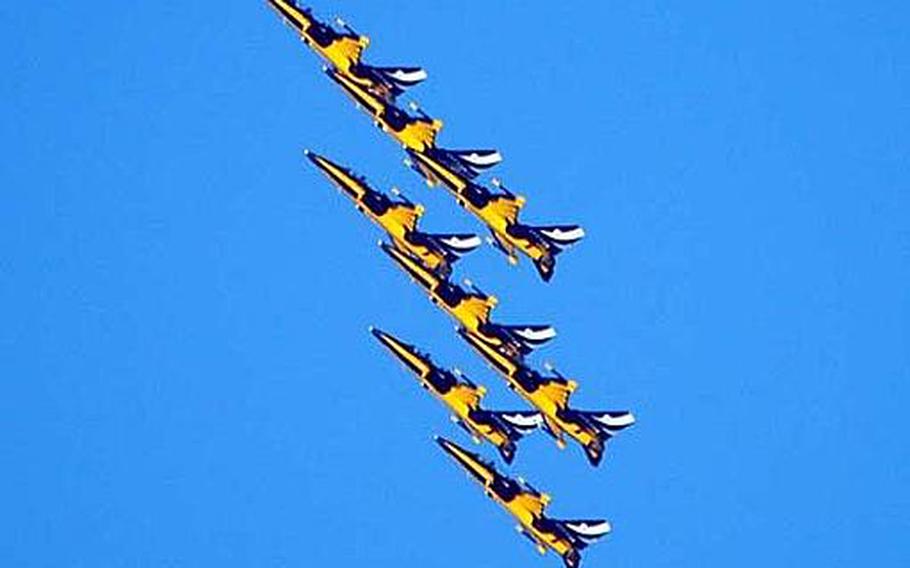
454,149,503,169
574,410,635,437
374,66,428,87
589,411,636,431
557,519,612,549
483,323,556,357
524,224,584,282
350,64,427,100
536,225,586,249
428,233,483,257
504,324,557,346
566,409,634,466
496,411,544,437
429,147,503,179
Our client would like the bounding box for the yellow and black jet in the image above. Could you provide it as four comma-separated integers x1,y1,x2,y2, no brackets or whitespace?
379,241,557,361
325,65,443,153
267,0,427,103
407,149,584,282
371,327,541,463
436,436,611,568
306,150,480,277
459,329,634,467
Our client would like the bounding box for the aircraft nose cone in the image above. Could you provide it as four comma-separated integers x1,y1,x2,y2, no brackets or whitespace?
435,436,462,458
369,326,388,342
303,149,323,167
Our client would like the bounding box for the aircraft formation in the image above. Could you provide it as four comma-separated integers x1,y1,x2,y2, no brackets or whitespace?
268,3,636,567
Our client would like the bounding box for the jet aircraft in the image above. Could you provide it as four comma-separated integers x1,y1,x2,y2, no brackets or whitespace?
267,0,427,102
436,436,611,568
325,66,443,153
379,241,556,361
306,150,480,277
459,329,634,466
371,327,541,463
407,150,584,281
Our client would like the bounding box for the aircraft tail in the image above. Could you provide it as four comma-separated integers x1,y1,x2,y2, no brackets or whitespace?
357,64,428,99
426,147,503,180
554,519,611,556
425,232,483,259
372,66,427,89
495,323,557,353
471,410,542,463
523,224,585,282
563,409,635,466
534,224,586,248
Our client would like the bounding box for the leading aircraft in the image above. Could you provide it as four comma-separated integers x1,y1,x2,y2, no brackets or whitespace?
436,436,611,568
380,241,556,361
407,149,584,282
306,150,480,277
459,328,634,466
371,327,541,463
267,0,427,103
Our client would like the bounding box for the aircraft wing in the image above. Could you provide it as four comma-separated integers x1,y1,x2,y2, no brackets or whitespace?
512,491,550,519
459,294,497,324
383,203,423,233
486,194,525,226
536,377,577,411
448,384,484,409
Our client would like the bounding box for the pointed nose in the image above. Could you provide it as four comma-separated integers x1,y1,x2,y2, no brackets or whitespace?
435,435,455,453
303,149,325,168
369,326,390,343
370,327,418,361
435,435,468,462
378,241,395,256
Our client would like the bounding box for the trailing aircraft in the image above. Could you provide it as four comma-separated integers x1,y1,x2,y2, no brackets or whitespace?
407,150,584,282
459,329,634,466
267,0,427,102
371,327,541,463
436,436,611,568
379,242,556,360
306,150,480,277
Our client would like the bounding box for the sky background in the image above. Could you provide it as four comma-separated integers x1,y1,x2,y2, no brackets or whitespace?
2,1,908,566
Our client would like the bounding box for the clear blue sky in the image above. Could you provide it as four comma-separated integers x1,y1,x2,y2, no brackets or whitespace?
2,1,908,566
